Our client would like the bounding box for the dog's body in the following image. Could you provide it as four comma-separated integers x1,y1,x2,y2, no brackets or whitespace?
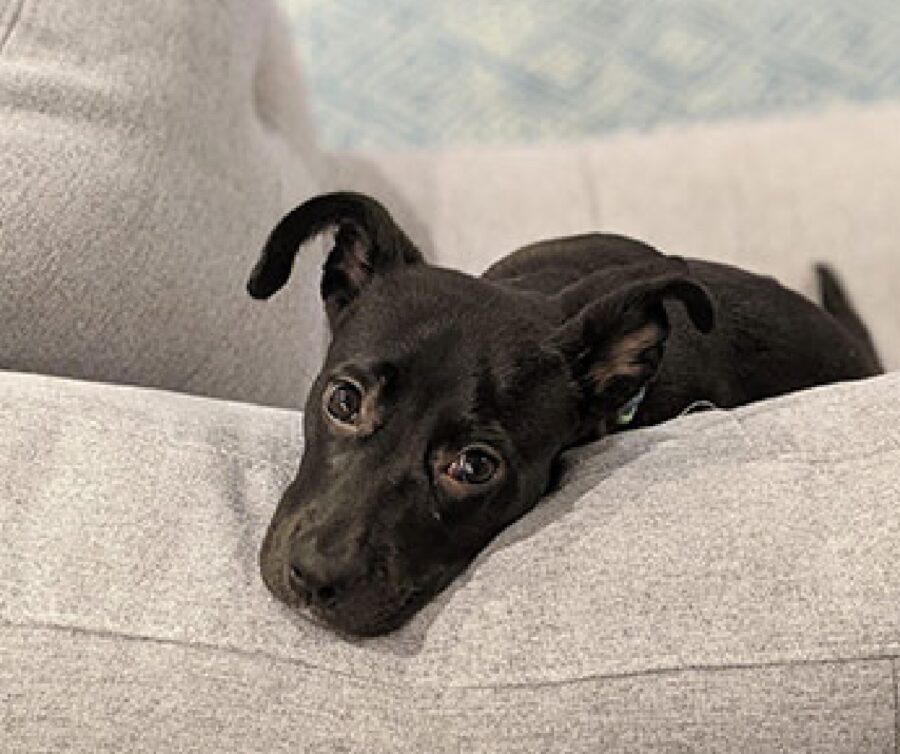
249,192,881,637
485,233,880,429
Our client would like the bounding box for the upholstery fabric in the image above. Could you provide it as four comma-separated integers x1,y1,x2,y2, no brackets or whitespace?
0,0,325,407
2,369,898,752
333,104,900,372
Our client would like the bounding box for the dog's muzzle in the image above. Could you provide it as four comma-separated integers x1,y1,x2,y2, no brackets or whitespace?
285,528,368,611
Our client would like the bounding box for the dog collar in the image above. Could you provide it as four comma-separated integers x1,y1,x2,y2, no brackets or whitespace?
615,386,646,427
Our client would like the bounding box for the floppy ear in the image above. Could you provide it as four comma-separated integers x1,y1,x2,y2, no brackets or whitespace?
246,192,424,325
551,259,715,425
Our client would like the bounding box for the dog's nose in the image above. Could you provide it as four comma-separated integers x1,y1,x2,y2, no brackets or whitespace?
287,531,363,608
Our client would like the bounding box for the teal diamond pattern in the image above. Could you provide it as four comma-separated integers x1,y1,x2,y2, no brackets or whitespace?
279,0,900,148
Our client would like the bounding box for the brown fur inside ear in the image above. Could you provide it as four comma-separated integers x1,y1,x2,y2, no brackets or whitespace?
334,223,373,291
322,222,374,324
590,319,667,395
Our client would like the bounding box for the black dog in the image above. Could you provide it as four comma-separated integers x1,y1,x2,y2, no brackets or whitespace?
248,192,881,637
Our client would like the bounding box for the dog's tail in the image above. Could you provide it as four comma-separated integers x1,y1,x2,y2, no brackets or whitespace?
815,263,883,371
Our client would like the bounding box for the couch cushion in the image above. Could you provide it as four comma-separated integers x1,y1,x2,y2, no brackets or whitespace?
337,104,900,371
2,369,898,752
0,0,326,408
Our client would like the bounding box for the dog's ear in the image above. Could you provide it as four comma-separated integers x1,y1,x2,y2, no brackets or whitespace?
247,192,424,324
550,258,715,424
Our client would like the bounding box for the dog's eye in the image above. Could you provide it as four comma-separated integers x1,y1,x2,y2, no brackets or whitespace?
325,379,362,425
445,446,499,486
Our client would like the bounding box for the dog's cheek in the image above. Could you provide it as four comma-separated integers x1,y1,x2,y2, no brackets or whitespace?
258,523,294,604
257,483,319,604
377,504,468,596
494,465,549,527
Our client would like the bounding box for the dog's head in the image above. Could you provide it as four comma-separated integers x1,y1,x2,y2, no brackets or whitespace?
249,192,714,636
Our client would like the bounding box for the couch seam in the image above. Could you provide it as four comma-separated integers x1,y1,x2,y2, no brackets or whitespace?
0,0,25,55
3,616,898,693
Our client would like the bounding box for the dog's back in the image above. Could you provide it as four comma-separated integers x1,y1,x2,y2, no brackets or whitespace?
486,233,882,426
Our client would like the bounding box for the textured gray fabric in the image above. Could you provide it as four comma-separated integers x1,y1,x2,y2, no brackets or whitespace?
2,369,899,752
0,0,326,407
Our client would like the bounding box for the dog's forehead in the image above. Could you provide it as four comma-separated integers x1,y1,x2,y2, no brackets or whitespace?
322,267,565,415
335,267,548,359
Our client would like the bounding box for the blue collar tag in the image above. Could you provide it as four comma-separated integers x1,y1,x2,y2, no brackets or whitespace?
615,386,646,427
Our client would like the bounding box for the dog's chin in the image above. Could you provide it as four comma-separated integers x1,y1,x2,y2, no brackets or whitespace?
323,593,426,638
293,586,427,638
260,560,433,638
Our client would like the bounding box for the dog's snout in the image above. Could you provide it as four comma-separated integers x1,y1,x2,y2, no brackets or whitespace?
289,563,338,606
287,530,364,608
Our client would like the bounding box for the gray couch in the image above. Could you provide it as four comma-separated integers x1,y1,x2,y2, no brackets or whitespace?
2,1,898,752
